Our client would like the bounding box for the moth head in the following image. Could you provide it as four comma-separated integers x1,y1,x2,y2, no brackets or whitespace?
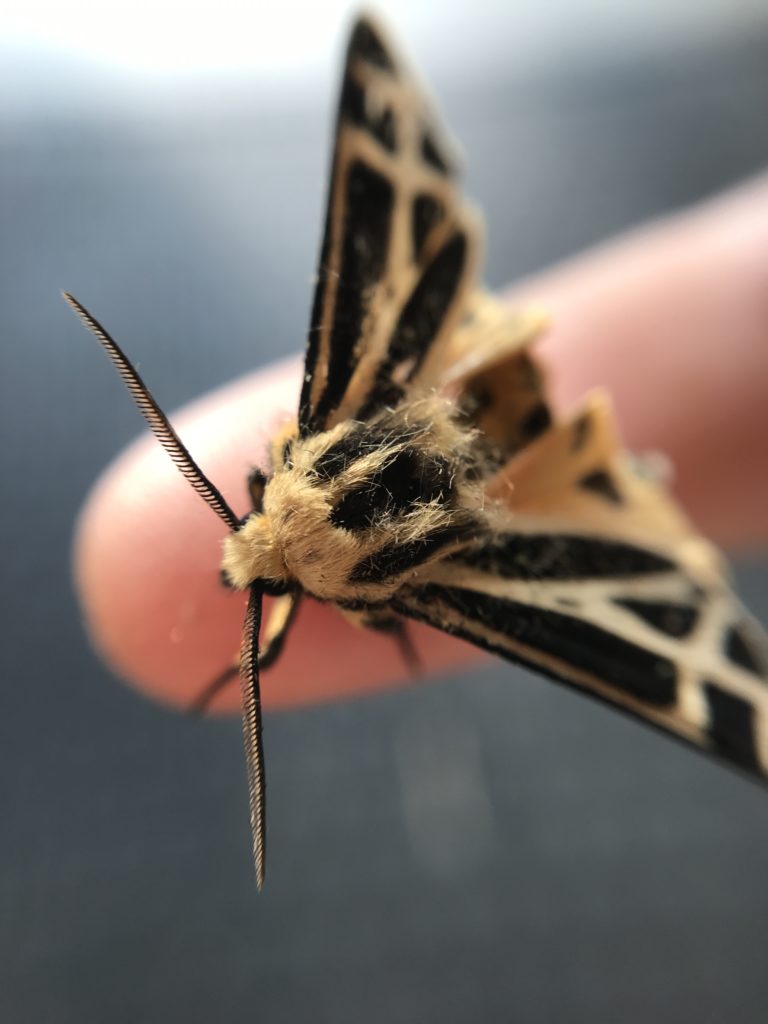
220,509,289,592
221,460,360,600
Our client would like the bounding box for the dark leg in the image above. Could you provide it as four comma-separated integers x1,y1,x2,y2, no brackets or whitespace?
188,591,302,714
366,616,423,676
392,620,423,676
247,468,268,511
188,662,239,715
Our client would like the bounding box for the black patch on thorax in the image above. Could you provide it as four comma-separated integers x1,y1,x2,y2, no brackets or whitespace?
314,422,422,481
329,447,454,530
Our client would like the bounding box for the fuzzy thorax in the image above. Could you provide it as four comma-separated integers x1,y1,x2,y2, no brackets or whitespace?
220,396,487,602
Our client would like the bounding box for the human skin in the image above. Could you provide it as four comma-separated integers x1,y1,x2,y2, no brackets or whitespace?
73,176,768,714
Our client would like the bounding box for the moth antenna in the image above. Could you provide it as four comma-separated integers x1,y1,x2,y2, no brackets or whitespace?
63,292,240,531
239,585,267,890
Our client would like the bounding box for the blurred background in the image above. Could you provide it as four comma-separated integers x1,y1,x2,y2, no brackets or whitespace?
3,1,768,1021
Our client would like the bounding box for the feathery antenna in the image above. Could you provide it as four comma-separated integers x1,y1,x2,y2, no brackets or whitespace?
66,292,269,888
239,586,267,889
63,292,240,531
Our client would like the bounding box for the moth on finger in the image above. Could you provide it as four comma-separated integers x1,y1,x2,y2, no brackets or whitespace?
66,14,768,890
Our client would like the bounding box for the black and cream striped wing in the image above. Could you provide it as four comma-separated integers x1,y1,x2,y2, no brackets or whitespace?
298,15,483,437
394,393,768,776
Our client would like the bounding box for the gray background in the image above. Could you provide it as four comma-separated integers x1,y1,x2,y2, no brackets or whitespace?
2,6,768,1022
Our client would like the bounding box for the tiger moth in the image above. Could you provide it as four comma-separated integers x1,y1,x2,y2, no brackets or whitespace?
65,14,768,889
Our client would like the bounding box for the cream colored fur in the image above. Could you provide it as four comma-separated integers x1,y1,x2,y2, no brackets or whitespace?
221,393,487,602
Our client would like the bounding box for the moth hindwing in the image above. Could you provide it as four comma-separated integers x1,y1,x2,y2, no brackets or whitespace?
68,14,768,888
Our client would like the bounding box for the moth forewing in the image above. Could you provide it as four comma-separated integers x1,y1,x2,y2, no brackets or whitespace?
300,15,484,438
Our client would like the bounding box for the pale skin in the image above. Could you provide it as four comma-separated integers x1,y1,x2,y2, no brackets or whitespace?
74,176,768,714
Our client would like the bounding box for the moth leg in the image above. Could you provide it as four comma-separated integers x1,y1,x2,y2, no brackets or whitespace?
247,468,268,512
383,618,423,676
347,610,423,677
188,661,239,716
188,592,302,714
259,591,302,671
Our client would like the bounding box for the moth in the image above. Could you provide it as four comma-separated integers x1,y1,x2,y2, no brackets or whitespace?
66,15,768,889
